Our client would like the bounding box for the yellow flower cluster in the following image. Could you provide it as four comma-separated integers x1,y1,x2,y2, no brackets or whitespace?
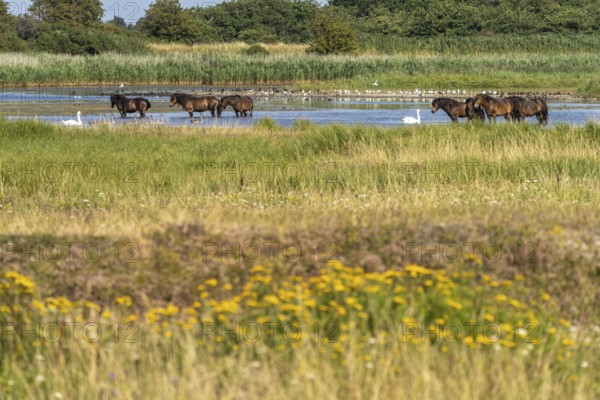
1,271,36,295
0,266,579,356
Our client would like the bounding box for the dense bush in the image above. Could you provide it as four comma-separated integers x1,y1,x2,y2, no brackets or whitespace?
307,7,358,55
33,22,146,55
243,43,269,55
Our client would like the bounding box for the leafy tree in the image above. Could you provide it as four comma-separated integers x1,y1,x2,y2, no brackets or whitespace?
29,0,103,26
0,0,7,16
307,7,357,55
35,21,146,54
108,16,127,29
16,15,38,40
191,0,318,43
137,0,200,43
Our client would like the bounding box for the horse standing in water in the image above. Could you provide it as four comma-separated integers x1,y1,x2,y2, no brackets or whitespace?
218,95,253,117
110,94,151,118
508,96,548,125
169,93,220,121
466,98,486,121
473,93,514,123
431,97,484,123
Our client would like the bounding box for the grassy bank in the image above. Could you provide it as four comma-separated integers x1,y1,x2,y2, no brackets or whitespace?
0,119,599,397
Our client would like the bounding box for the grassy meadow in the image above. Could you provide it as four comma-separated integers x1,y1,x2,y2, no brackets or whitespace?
0,118,599,398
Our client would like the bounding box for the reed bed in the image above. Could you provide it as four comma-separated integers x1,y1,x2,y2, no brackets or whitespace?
0,52,599,94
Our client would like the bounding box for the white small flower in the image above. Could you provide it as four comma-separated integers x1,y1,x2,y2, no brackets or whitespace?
35,374,45,384
365,362,374,369
53,392,64,399
306,372,315,380
569,326,577,333
249,361,261,369
581,361,589,369
34,353,45,361
368,337,377,344
8,379,15,386
83,199,90,203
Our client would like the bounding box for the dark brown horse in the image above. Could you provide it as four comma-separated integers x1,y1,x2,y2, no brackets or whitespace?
466,98,486,121
169,93,219,120
504,96,526,122
110,94,151,118
473,93,514,123
431,97,484,123
509,97,548,125
218,95,253,117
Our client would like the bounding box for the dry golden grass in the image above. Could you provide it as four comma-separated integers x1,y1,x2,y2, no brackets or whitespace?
148,41,309,55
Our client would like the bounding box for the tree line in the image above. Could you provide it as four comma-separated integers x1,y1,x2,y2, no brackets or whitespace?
1,0,599,55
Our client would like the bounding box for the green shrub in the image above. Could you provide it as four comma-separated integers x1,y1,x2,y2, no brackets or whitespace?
307,7,358,55
243,43,269,56
33,22,146,55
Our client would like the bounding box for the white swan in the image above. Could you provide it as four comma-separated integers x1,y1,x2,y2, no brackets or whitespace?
403,109,421,124
61,111,82,126
372,80,379,86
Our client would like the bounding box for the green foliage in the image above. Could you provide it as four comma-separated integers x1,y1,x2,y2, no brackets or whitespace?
34,22,146,55
0,7,29,52
577,79,600,98
108,17,127,29
29,0,103,26
243,43,269,55
137,0,200,43
331,0,600,38
190,0,318,43
357,33,600,54
307,7,358,55
15,15,38,41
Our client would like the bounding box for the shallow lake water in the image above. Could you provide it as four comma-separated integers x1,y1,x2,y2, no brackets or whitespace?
1,87,599,128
